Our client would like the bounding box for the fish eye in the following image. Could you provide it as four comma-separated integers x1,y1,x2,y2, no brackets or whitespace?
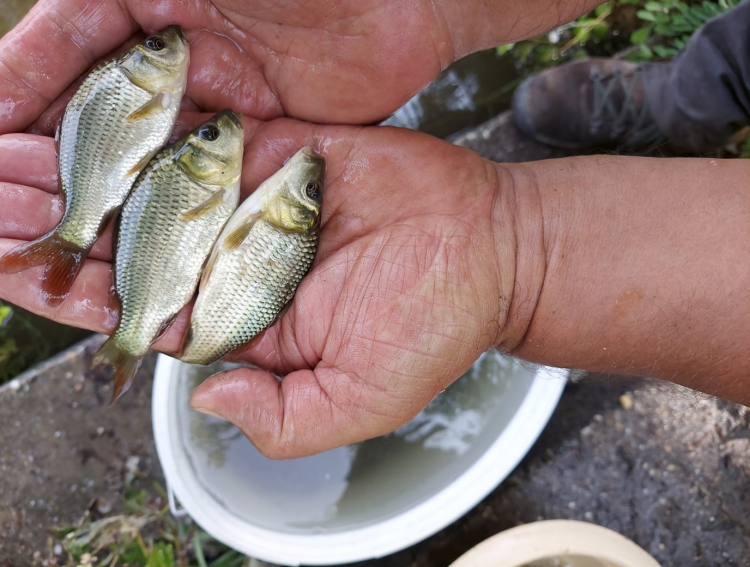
145,36,165,51
305,181,320,200
199,125,220,141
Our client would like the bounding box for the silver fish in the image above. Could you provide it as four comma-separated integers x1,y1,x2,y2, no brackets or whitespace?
180,147,325,365
92,110,245,401
0,27,189,306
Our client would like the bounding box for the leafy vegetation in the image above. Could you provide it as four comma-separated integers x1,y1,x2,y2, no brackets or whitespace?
53,483,247,567
498,0,739,72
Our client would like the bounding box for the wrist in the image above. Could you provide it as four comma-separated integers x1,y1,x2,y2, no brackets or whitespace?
487,161,548,353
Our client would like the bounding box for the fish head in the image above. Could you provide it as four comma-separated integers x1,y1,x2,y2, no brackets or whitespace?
125,26,190,93
265,147,325,232
177,110,245,185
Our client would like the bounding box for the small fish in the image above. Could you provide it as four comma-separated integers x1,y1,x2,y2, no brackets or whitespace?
0,27,190,306
180,147,325,366
92,110,245,401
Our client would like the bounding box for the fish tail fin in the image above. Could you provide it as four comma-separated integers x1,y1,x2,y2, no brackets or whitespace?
0,231,88,307
91,337,143,404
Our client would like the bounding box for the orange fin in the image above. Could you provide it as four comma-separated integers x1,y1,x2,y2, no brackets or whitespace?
199,250,218,291
127,153,154,177
178,325,193,359
222,213,260,251
179,189,225,221
0,232,87,308
91,337,143,404
126,93,166,122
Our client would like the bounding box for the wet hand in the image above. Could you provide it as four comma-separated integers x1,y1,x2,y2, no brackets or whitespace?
0,119,517,458
0,0,459,133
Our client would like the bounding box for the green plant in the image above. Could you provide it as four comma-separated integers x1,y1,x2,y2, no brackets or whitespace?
497,0,739,70
627,0,740,60
53,484,247,567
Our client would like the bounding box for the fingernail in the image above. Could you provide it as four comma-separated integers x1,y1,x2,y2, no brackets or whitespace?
192,405,225,420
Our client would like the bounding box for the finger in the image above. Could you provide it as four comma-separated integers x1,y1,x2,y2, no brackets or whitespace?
27,34,146,137
0,0,137,133
0,135,58,192
0,182,62,240
0,184,116,260
183,30,282,121
0,238,116,331
0,237,189,352
190,365,407,459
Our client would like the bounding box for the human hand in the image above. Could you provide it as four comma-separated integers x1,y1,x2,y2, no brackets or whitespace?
0,0,607,134
0,0,457,133
0,118,520,458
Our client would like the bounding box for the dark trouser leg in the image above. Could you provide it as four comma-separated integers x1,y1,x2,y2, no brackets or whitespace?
643,0,750,153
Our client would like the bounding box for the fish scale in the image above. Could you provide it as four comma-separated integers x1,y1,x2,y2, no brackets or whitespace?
113,151,237,356
184,220,319,365
92,109,245,402
0,27,189,307
58,60,177,247
180,147,325,366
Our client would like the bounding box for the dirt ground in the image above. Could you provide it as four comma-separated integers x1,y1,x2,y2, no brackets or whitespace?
1,335,748,567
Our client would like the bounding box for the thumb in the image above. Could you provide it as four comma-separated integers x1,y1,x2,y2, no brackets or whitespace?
190,366,391,459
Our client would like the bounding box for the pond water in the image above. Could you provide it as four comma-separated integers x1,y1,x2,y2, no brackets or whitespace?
0,1,520,382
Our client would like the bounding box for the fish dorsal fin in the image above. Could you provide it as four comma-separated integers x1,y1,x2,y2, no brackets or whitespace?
179,188,226,221
125,93,167,122
222,212,261,251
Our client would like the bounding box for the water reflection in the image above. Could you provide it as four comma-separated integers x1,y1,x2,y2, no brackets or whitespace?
382,49,520,139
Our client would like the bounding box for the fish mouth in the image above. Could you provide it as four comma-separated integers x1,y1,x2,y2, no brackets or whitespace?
161,25,190,45
163,25,187,44
220,109,243,129
300,146,325,164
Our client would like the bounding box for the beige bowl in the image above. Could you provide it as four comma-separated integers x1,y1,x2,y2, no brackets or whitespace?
449,520,661,567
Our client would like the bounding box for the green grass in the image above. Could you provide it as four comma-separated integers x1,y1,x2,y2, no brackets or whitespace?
52,483,247,567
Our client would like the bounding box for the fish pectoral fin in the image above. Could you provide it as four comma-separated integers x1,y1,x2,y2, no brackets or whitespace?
125,93,167,122
222,212,261,251
127,153,155,177
179,189,226,221
199,249,219,291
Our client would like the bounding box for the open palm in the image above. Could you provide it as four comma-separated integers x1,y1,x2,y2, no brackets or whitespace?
0,0,518,458
0,117,513,458
0,0,456,135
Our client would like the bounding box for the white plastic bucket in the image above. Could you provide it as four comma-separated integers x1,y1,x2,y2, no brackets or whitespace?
152,351,567,565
